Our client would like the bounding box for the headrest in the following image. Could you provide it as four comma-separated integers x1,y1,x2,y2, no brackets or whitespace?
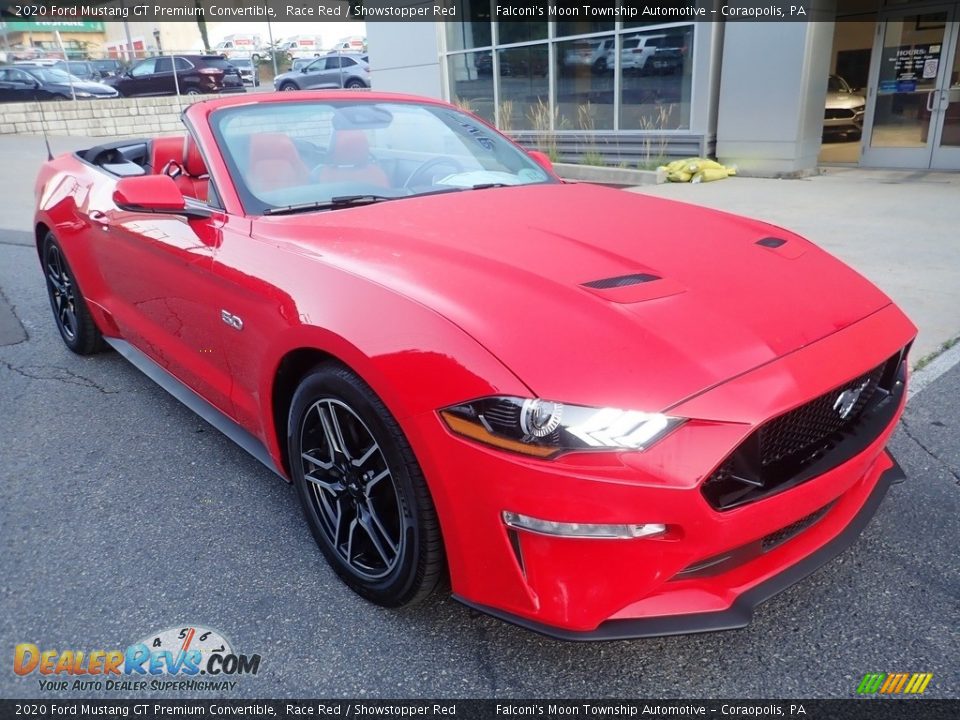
328,130,370,167
182,134,208,178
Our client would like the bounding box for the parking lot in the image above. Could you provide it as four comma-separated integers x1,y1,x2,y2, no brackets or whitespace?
0,137,958,700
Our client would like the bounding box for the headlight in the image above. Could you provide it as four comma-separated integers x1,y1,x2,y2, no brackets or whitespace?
439,396,685,459
73,91,93,98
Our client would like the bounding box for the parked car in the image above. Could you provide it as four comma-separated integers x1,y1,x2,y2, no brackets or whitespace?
104,55,245,97
229,58,260,87
273,53,370,91
91,58,126,78
17,59,104,82
617,33,688,74
34,91,915,639
0,65,118,102
475,50,548,77
823,74,866,139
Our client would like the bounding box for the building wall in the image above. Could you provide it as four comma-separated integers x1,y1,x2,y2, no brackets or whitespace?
366,21,442,99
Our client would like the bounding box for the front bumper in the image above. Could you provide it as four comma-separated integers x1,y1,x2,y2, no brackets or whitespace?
405,304,915,637
456,454,904,640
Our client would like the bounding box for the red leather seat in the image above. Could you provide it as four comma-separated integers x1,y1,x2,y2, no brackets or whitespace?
247,133,310,193
178,135,209,201
148,136,184,177
315,130,389,188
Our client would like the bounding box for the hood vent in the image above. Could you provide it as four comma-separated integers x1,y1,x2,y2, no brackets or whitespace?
756,237,787,248
582,273,660,290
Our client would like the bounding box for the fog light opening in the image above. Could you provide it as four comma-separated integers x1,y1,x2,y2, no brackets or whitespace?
502,511,667,539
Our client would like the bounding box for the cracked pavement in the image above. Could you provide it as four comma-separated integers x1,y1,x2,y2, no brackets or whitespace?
1,228,957,700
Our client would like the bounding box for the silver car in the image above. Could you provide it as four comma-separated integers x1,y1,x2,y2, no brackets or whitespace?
824,74,865,138
273,53,370,91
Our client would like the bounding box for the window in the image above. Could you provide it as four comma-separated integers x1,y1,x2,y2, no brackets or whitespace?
341,57,357,68
155,57,173,73
556,35,616,130
498,45,550,131
130,59,156,77
448,51,495,124
619,26,694,130
445,0,492,51
325,57,343,70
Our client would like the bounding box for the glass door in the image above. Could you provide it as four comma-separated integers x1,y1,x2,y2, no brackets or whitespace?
931,20,960,168
860,7,958,168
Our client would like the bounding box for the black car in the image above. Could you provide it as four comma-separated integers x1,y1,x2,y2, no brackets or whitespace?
91,59,126,78
61,61,102,81
104,55,245,97
228,57,260,87
0,66,118,102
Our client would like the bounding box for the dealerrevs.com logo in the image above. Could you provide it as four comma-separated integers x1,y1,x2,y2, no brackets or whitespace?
14,625,261,692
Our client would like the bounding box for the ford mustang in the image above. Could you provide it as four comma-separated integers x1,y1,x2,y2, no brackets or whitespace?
34,92,915,639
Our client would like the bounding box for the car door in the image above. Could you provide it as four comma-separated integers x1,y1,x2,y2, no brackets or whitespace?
86,164,238,417
299,58,330,88
7,68,52,101
122,58,157,96
150,57,179,96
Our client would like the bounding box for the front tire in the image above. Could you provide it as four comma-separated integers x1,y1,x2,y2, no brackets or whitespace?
288,364,444,607
280,82,298,92
42,232,105,355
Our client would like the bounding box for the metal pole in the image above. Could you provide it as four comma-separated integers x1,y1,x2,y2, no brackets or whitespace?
172,53,182,112
54,30,76,101
267,21,278,77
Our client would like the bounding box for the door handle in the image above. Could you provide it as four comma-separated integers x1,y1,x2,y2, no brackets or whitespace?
88,210,109,230
926,90,936,112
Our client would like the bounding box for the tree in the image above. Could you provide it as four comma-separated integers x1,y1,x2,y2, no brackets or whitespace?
195,1,210,52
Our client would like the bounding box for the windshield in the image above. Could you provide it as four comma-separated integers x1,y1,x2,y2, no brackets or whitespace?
212,100,555,215
24,67,85,84
828,75,850,93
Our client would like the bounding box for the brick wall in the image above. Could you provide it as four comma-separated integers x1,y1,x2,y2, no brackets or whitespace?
0,95,219,137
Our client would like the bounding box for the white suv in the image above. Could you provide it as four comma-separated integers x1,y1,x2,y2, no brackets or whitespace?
614,34,686,74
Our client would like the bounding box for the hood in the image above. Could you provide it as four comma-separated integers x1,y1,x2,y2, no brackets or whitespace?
825,92,866,109
253,184,891,412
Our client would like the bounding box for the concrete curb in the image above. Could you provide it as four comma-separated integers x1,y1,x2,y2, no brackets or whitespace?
554,162,666,186
908,339,960,401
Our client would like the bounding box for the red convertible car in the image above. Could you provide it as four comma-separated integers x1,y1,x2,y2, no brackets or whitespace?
34,92,915,639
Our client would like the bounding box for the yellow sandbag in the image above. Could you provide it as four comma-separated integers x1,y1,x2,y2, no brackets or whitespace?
691,167,734,183
667,170,693,183
661,159,688,173
687,159,725,173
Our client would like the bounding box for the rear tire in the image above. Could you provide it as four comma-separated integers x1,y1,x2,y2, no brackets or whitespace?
42,232,105,355
288,363,445,607
345,78,365,89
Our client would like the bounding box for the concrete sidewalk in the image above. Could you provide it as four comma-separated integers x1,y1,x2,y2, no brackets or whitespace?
634,168,960,363
2,134,956,362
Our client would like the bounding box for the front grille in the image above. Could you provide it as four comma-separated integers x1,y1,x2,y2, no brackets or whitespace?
675,500,835,579
760,501,833,552
825,108,855,119
758,364,884,467
702,348,907,511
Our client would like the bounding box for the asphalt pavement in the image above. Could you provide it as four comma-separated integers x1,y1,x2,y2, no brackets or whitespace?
0,139,958,700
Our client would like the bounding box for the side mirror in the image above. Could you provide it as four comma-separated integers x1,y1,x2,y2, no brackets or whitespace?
528,149,554,172
113,175,211,218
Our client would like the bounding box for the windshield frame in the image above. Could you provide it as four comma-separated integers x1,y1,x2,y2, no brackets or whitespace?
209,99,559,217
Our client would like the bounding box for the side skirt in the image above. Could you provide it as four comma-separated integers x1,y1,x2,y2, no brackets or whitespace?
105,337,286,481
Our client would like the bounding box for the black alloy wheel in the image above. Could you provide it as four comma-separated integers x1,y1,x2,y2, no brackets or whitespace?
42,232,105,355
288,364,444,606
